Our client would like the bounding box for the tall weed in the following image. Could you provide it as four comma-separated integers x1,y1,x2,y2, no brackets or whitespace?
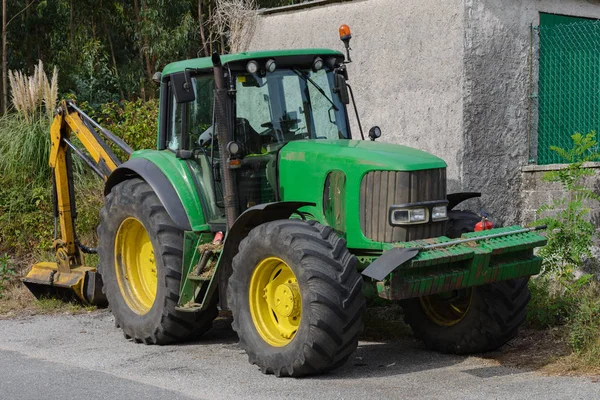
9,60,58,123
0,115,51,183
534,132,600,280
1,61,60,183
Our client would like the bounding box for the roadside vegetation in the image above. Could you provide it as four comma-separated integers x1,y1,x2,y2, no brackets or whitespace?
0,62,154,314
524,132,600,373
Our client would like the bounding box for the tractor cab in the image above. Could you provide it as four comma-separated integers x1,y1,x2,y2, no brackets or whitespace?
160,50,351,222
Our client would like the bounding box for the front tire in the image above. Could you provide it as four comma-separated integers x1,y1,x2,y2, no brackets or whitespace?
98,178,217,344
229,220,365,377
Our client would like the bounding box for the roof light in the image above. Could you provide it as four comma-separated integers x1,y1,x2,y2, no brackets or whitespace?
246,60,259,74
265,59,276,73
312,57,324,72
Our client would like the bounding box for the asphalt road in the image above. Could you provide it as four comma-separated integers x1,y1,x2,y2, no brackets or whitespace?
0,311,598,400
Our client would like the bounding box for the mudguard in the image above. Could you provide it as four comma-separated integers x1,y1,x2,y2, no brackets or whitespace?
104,158,192,230
218,201,315,309
447,192,481,211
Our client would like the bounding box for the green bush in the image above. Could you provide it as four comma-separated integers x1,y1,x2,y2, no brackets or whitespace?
528,276,600,361
534,132,600,281
567,277,600,357
0,171,104,257
93,99,159,153
528,132,600,365
0,254,16,298
527,278,573,329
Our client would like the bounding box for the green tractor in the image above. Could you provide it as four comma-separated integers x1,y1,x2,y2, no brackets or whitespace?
25,29,546,377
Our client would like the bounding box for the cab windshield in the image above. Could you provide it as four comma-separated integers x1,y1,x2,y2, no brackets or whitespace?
234,68,349,152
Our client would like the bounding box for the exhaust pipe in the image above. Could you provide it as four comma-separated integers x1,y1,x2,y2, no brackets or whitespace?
212,52,239,228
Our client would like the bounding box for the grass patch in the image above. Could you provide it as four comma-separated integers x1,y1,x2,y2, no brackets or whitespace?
34,297,94,314
0,116,51,183
509,277,600,375
0,281,96,319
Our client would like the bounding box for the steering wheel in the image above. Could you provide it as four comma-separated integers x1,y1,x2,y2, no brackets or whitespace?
261,120,302,141
260,119,300,130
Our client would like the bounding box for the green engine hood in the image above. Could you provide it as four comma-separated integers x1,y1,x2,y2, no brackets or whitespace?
279,140,446,171
277,139,447,250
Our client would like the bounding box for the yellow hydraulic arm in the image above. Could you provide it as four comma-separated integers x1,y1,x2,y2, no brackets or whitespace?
23,100,133,304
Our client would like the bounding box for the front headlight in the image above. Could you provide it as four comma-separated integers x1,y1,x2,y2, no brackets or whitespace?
390,207,428,225
389,201,449,226
431,205,448,221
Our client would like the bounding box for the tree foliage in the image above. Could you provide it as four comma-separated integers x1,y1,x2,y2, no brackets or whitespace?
0,0,296,109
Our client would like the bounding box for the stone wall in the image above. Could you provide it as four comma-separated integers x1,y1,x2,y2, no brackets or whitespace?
521,164,600,227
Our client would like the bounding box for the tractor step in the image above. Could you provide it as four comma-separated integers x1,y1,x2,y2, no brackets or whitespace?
186,274,212,282
175,270,217,312
175,302,203,312
177,232,223,312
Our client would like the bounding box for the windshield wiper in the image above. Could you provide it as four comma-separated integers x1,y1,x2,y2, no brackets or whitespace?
292,68,338,111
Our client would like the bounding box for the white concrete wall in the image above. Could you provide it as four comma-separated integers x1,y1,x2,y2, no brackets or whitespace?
249,0,600,225
248,0,466,192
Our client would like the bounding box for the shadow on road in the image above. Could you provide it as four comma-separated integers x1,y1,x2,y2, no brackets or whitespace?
190,314,528,380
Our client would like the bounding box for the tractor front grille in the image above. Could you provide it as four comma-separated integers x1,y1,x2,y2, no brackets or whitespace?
359,169,447,242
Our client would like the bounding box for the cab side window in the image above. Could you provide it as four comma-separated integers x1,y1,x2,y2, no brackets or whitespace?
166,75,214,152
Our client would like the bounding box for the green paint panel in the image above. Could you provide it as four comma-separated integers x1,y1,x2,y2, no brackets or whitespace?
162,48,344,75
537,14,600,164
323,170,347,234
130,150,209,231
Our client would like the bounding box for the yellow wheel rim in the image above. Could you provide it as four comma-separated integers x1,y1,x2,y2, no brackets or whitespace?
249,257,302,347
114,217,158,315
420,288,473,327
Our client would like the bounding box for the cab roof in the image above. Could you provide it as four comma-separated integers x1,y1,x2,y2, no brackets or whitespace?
161,48,344,75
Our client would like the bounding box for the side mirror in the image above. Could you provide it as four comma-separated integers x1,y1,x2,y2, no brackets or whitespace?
152,71,162,85
368,126,381,141
334,72,350,105
172,69,195,103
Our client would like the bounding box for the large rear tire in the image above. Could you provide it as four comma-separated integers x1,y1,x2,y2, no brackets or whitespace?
98,178,217,344
402,209,530,354
229,220,365,377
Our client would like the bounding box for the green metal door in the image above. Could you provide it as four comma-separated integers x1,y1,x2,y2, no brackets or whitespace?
537,13,600,164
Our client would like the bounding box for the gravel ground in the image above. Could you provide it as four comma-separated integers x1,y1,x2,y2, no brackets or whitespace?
0,310,598,400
